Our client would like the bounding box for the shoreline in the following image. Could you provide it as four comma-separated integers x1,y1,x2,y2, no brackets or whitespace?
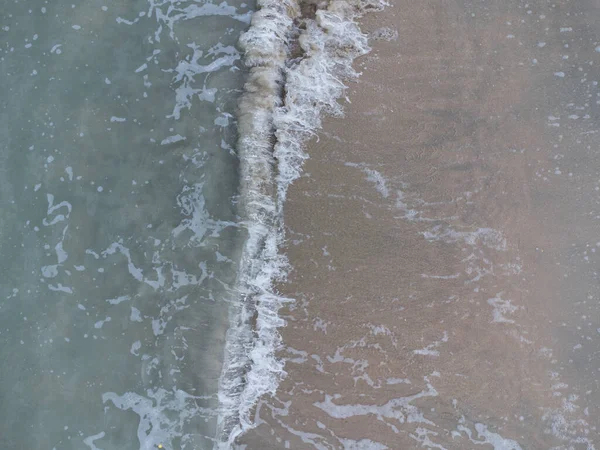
216,0,384,445
236,0,600,448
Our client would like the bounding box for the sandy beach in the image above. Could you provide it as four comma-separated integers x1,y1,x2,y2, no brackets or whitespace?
237,0,600,448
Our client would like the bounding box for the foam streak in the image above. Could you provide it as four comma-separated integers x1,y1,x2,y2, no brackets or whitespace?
216,0,385,446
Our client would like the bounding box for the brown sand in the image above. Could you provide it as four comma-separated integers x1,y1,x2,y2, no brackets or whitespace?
239,0,600,448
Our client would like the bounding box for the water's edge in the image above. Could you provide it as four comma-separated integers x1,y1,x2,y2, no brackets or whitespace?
215,0,386,446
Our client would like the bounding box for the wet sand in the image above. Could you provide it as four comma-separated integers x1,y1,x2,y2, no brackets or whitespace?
238,0,600,448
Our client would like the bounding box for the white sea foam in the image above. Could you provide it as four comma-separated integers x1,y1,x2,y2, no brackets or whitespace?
314,377,438,429
102,388,215,450
413,331,449,357
458,422,523,449
345,162,390,198
83,432,106,450
215,0,385,447
487,293,518,324
340,437,388,449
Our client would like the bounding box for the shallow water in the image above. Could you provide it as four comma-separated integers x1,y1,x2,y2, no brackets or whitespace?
236,0,600,448
6,0,600,448
0,0,250,447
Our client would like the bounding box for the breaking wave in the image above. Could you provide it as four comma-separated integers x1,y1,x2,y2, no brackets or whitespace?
215,0,386,447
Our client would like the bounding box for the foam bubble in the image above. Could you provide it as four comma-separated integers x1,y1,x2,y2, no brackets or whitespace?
215,0,386,445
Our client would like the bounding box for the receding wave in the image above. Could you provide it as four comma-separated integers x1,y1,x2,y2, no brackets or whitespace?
215,0,386,447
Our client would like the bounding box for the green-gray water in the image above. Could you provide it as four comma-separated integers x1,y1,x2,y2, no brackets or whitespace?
0,0,251,447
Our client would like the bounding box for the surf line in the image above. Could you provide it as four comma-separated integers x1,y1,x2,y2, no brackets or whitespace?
215,0,386,447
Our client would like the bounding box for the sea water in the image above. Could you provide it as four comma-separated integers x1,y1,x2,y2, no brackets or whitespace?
0,0,250,447
0,0,381,448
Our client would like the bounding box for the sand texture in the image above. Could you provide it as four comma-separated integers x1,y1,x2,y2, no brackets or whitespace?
238,1,600,448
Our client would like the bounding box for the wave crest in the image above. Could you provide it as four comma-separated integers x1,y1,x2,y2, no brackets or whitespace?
216,0,385,447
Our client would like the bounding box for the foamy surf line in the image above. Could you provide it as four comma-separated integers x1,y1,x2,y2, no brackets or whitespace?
215,0,385,447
